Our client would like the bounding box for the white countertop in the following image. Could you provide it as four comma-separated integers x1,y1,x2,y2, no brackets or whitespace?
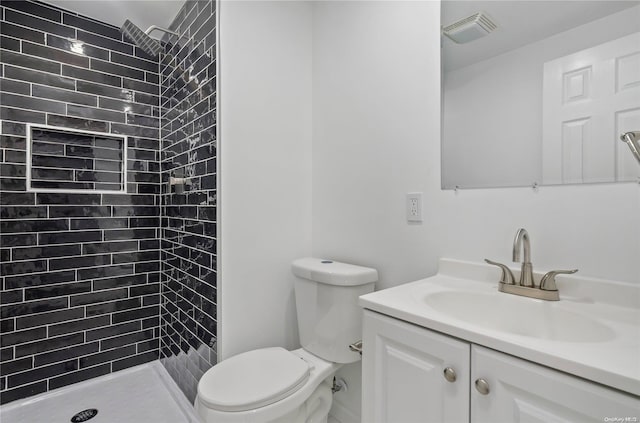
359,259,640,396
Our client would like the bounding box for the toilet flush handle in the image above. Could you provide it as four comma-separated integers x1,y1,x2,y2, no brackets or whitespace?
349,340,363,355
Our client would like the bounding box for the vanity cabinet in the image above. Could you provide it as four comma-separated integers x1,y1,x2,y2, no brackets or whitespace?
362,310,640,423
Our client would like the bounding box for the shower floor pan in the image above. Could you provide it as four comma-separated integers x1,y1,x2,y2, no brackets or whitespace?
0,361,201,423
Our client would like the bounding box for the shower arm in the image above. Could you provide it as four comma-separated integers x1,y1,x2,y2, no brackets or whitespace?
145,25,192,45
145,25,180,38
620,131,640,165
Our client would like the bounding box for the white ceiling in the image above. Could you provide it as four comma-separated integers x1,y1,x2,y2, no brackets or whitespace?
44,0,185,33
41,1,638,70
442,0,639,71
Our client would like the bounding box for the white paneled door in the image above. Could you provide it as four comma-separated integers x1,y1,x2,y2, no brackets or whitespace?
543,32,640,184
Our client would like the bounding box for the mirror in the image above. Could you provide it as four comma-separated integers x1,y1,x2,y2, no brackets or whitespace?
441,1,640,189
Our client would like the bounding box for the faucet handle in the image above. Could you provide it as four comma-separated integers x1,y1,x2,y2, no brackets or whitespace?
540,269,578,291
485,259,516,285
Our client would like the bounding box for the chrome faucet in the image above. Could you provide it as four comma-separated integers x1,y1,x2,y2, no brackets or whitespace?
512,228,534,287
485,228,578,301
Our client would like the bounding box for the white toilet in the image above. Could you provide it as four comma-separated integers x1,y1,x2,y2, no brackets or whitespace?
194,258,378,423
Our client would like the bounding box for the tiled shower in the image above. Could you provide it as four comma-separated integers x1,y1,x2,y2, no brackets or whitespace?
159,0,217,402
0,0,217,405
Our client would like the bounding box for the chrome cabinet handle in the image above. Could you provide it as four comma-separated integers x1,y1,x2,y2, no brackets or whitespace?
475,378,490,395
443,367,457,383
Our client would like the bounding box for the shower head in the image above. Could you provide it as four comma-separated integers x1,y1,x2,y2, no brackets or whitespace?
121,19,163,57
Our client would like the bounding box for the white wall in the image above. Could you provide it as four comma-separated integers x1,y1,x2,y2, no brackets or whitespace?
443,5,640,188
218,0,313,360
220,0,639,421
311,1,639,421
434,184,640,284
312,0,441,290
311,2,441,420
311,0,640,310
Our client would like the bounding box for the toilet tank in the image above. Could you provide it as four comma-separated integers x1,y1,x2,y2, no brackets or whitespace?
291,258,378,364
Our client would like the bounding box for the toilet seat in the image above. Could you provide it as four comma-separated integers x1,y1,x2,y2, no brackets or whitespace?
197,347,311,412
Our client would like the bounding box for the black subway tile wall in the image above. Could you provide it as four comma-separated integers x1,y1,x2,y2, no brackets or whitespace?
0,0,161,404
159,0,217,402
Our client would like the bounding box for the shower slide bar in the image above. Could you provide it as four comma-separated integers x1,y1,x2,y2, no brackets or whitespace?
620,131,640,165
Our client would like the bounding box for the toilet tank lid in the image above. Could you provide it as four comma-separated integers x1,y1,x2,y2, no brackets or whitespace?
291,258,378,286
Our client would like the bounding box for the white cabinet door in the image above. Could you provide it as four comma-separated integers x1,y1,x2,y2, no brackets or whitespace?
362,310,470,423
471,345,640,423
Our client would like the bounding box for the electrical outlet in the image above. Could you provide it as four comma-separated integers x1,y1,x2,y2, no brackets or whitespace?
406,192,423,222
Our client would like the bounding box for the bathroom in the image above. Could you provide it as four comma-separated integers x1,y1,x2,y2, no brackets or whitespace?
0,0,638,422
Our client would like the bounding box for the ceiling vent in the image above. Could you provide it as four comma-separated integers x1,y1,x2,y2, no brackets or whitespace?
442,12,498,44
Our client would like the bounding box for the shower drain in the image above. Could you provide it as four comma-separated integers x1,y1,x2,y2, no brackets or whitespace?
70,409,98,422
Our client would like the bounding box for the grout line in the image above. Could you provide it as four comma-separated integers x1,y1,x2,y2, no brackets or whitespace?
158,299,216,344
2,64,160,101
0,105,161,134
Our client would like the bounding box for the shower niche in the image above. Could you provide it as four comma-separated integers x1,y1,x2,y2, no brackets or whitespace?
26,124,127,193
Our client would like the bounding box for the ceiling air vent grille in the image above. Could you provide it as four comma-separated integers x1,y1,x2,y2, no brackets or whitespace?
442,12,498,44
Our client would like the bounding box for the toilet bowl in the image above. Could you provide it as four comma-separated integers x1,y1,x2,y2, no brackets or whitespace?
195,258,378,423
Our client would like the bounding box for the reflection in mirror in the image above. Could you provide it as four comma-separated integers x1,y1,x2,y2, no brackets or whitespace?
441,1,640,189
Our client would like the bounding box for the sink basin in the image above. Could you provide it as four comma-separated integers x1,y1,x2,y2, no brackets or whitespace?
423,291,616,343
